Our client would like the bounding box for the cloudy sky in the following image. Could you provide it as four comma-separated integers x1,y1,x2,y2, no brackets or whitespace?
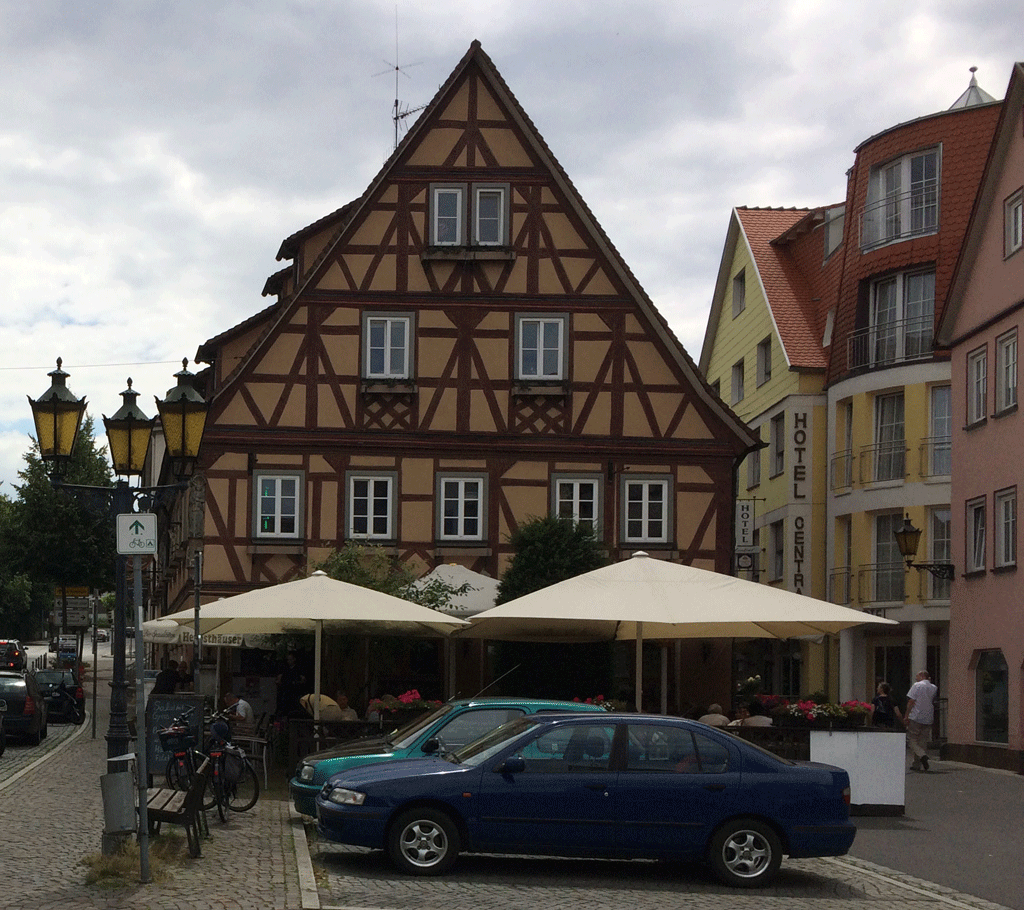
2,1,1020,492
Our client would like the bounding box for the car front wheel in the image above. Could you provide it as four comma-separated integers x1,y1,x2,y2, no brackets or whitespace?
709,818,782,887
388,808,460,875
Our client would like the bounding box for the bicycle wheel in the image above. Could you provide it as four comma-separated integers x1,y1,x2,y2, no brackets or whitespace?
166,754,191,791
226,761,260,812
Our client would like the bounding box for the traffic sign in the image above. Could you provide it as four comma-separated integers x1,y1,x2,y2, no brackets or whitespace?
117,513,157,555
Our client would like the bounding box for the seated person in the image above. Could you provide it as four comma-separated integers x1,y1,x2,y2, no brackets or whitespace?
697,703,730,727
742,699,773,726
316,692,360,722
224,692,257,735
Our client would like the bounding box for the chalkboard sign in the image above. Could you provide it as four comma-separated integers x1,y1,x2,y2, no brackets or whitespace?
146,694,205,777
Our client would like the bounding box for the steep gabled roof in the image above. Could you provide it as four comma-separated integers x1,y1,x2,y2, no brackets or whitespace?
700,207,828,374
939,62,1024,346
200,40,758,451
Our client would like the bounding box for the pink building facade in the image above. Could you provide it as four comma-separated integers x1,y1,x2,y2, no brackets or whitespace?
938,63,1024,771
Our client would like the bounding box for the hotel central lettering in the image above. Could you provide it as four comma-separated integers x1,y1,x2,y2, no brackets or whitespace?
791,411,809,594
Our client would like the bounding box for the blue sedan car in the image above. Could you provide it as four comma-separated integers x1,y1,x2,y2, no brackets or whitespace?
291,697,605,816
316,713,856,887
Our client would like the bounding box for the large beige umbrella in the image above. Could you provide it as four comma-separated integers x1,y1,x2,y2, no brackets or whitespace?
459,552,896,711
159,570,468,723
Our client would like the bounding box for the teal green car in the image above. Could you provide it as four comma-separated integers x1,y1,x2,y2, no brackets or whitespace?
290,697,605,816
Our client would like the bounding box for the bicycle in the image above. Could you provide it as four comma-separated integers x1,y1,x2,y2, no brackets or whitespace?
204,712,261,817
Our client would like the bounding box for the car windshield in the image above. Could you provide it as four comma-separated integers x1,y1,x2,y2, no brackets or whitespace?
390,704,455,749
450,715,547,767
0,678,25,694
36,671,71,685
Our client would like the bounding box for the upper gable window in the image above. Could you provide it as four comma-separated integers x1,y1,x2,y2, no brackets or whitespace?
861,147,940,249
1006,189,1023,258
731,270,746,318
430,183,509,248
432,186,464,246
364,313,414,380
516,314,567,381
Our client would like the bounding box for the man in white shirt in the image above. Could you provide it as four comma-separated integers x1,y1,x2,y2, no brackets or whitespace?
905,670,938,771
225,692,256,735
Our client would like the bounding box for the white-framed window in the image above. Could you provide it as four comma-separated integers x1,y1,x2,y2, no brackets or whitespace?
995,488,1017,569
364,313,413,379
437,475,485,541
769,520,784,581
966,496,987,573
929,508,951,600
769,413,785,477
431,185,464,245
731,360,745,404
873,512,905,602
874,392,905,482
254,473,302,538
746,447,761,489
732,270,745,318
516,314,567,380
622,476,671,544
862,147,939,248
431,183,510,247
756,336,772,386
868,269,935,366
929,385,952,476
967,346,988,425
348,473,395,540
553,475,601,533
473,185,508,245
996,330,1017,413
1006,189,1023,257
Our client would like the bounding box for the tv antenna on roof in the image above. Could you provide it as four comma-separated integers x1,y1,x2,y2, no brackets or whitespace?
372,11,427,152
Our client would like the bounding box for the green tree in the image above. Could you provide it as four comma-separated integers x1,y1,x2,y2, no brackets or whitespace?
496,516,608,604
4,415,117,636
0,493,34,638
493,517,611,700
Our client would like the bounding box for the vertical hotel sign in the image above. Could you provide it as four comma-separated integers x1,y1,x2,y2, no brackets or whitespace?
735,499,758,573
790,410,813,594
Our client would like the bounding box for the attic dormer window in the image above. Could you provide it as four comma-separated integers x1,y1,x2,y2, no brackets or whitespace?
429,182,510,248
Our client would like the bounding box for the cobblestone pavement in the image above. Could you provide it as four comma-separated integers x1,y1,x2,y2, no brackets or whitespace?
3,674,1016,910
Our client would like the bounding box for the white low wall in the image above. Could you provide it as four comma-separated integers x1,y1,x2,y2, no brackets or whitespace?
810,728,905,815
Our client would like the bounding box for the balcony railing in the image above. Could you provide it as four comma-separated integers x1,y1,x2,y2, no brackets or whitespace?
919,435,952,478
858,562,906,605
830,450,854,491
847,315,935,370
859,441,907,484
829,568,852,605
860,184,939,249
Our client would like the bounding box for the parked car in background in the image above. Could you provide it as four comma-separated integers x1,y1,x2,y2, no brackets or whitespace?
291,697,606,817
316,713,856,887
35,668,85,722
0,671,48,745
0,640,27,672
92,628,109,643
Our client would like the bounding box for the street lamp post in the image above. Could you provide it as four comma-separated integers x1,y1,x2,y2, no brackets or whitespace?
29,358,207,861
893,514,956,581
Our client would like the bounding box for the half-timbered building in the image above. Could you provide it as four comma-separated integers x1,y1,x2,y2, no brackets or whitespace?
159,42,758,709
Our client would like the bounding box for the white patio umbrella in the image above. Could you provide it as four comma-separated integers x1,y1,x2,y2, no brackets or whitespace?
459,552,897,712
158,571,468,723
413,563,499,616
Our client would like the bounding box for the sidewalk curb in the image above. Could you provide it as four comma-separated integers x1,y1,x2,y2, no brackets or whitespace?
290,803,321,909
0,711,92,794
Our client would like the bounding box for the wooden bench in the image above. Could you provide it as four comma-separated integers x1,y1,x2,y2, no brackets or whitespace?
146,758,210,857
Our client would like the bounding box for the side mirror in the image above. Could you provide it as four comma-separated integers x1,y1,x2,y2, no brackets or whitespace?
497,755,525,775
421,738,439,755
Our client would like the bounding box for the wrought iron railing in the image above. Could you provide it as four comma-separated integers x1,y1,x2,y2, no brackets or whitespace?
859,442,907,484
858,562,906,605
847,315,934,370
860,184,939,249
919,435,952,478
830,450,854,491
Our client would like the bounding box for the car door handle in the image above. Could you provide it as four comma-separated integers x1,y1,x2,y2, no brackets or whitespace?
704,784,726,792
585,784,609,794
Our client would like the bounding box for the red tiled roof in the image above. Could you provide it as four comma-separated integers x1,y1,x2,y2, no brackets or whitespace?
736,207,828,370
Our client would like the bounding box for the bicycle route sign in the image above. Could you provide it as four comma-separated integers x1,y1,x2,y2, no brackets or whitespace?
116,513,157,555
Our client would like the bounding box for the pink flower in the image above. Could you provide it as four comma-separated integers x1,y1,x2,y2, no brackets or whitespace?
398,689,421,704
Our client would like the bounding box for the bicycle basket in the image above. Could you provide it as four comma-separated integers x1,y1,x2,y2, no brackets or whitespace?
222,745,245,784
158,726,197,751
